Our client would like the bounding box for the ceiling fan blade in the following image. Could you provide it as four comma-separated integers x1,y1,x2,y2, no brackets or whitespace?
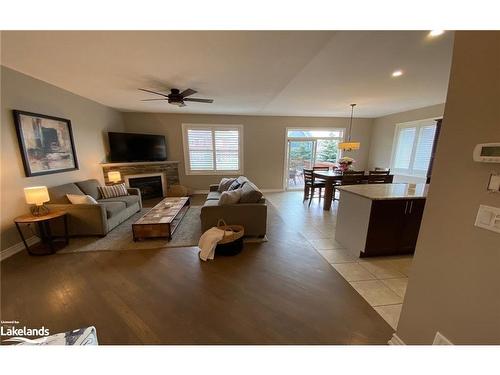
184,98,214,103
180,88,197,98
138,88,169,97
141,98,168,101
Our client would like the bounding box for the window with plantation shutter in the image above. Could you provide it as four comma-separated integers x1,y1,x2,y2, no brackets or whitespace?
182,124,243,175
393,127,416,170
413,125,437,172
391,120,438,176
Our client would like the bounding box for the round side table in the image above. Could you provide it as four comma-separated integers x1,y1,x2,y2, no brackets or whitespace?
14,210,69,255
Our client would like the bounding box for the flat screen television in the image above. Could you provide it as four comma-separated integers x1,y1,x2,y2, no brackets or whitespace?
108,132,167,162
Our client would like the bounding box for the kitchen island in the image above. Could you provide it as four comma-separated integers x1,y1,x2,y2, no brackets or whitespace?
335,183,428,257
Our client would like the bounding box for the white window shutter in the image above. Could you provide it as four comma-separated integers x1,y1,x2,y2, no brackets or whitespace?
183,125,242,174
215,130,239,171
187,129,214,171
413,125,437,173
394,127,416,171
392,120,438,176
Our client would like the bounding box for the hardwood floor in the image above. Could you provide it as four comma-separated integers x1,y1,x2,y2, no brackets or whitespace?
1,195,393,344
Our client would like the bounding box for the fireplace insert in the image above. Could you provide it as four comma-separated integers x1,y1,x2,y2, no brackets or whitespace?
128,176,163,200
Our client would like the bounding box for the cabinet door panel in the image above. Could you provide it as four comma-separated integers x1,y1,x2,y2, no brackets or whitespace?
399,199,426,251
365,200,407,256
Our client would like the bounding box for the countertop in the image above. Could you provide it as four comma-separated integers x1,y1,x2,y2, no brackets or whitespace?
337,183,428,200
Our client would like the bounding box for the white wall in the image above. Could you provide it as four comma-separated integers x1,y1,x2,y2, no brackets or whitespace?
1,67,124,250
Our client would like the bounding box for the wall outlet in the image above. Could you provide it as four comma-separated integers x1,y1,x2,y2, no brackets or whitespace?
475,205,500,234
433,331,453,345
488,173,500,192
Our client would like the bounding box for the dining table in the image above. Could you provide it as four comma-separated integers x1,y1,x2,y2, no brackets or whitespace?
311,170,394,211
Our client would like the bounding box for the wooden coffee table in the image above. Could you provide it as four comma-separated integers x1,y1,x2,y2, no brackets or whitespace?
132,197,190,241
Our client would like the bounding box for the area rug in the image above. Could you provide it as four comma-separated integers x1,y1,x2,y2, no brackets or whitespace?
59,205,267,254
59,206,203,253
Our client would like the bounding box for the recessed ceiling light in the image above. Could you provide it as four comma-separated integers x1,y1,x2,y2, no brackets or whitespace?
392,70,403,77
429,30,445,37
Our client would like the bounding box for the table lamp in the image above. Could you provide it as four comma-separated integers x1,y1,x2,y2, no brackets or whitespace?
108,171,122,184
24,186,50,216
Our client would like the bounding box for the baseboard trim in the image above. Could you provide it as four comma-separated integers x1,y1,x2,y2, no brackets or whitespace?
388,333,406,345
1,236,40,261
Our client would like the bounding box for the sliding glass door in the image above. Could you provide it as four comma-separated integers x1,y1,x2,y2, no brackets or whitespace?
287,140,314,188
285,129,344,190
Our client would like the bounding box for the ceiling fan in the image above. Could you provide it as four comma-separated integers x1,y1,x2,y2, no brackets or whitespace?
139,88,214,107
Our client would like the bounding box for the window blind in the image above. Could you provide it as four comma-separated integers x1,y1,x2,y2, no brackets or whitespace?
215,130,239,171
392,121,437,176
413,125,437,172
187,129,214,171
394,127,416,170
183,125,242,174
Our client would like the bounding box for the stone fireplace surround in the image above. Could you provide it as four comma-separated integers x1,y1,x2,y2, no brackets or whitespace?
101,161,180,197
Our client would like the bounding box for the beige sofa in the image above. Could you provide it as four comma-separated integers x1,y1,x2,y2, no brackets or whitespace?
46,179,142,236
200,176,267,237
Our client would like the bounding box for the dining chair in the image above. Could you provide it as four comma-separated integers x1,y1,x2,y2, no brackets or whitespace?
312,166,329,183
303,169,326,206
369,169,390,175
340,171,365,185
368,169,390,184
329,171,364,201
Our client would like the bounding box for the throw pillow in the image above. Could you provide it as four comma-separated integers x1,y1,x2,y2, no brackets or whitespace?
97,183,129,199
218,188,242,206
239,181,263,203
228,180,241,191
236,176,248,186
66,194,98,205
218,178,236,193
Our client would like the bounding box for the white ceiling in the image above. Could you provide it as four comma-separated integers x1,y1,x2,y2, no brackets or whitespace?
1,31,454,118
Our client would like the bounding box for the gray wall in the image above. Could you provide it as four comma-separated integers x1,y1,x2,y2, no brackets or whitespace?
1,67,124,250
396,31,500,344
367,103,445,183
123,112,374,190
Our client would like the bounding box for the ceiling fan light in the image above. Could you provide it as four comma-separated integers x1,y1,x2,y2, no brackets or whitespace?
339,141,361,151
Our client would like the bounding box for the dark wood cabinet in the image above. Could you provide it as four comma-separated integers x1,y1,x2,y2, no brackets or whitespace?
399,199,426,252
363,198,426,257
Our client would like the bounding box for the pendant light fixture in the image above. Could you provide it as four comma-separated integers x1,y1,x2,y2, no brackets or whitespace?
339,103,361,151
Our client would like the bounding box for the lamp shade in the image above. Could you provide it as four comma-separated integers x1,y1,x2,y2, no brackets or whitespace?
108,171,122,183
338,141,361,151
24,186,50,205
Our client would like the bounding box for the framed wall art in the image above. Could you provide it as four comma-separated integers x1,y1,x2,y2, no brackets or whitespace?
13,110,79,177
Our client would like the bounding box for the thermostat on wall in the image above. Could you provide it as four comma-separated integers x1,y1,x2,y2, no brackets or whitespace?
473,143,500,163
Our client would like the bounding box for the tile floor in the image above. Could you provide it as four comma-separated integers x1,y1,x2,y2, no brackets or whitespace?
266,190,413,330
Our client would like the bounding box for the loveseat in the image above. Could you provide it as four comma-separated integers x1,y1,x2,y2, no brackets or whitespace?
46,179,142,236
200,176,267,237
